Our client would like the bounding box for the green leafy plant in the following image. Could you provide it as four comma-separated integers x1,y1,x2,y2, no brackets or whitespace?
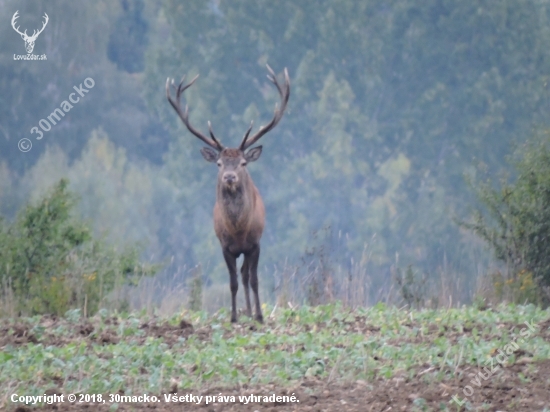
460,131,550,305
1,303,550,409
0,179,157,316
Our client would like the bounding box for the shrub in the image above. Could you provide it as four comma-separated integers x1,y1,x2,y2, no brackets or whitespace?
0,179,157,316
461,131,550,304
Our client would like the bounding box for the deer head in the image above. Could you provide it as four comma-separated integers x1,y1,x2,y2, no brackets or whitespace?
12,11,49,54
166,65,290,192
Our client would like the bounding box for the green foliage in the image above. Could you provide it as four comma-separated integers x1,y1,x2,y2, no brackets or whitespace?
142,0,550,295
0,0,165,169
3,0,550,309
0,179,156,316
491,269,540,306
107,0,149,73
0,303,548,405
461,131,550,304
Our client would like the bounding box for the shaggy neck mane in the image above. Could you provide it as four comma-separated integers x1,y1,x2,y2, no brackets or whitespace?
217,173,254,232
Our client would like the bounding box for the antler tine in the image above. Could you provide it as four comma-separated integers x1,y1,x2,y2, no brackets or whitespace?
266,64,283,96
239,121,254,150
11,11,26,36
241,65,290,151
166,74,224,151
176,74,198,99
34,13,48,37
207,121,223,148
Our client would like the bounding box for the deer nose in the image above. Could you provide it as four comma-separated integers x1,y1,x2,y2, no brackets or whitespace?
223,172,237,184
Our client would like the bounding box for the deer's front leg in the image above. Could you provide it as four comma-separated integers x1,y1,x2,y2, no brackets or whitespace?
222,249,239,322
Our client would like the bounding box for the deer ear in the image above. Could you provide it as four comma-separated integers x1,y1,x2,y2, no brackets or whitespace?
245,146,262,162
200,147,218,163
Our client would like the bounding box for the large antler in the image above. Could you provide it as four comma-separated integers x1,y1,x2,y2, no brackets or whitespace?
30,13,49,40
11,11,49,40
11,11,25,37
166,75,224,151
240,65,290,151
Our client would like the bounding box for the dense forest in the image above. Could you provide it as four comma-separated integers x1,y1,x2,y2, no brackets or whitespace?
1,0,550,313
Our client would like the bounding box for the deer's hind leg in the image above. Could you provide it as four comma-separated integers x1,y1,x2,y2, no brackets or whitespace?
248,245,263,323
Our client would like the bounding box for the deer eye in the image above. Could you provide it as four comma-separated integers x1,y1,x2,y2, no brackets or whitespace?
217,161,222,167
240,160,247,166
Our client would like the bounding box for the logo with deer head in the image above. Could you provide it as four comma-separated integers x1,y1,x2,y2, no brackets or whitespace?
11,10,48,54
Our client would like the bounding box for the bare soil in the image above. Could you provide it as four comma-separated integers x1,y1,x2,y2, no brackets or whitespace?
10,360,550,411
4,314,550,411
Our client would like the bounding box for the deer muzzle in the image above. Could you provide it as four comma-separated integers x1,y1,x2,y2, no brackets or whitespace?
223,171,238,185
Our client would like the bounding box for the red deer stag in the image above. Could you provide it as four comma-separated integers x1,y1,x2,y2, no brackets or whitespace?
166,65,290,323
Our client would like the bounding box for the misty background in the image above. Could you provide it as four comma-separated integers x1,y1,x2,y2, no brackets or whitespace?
1,0,550,313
